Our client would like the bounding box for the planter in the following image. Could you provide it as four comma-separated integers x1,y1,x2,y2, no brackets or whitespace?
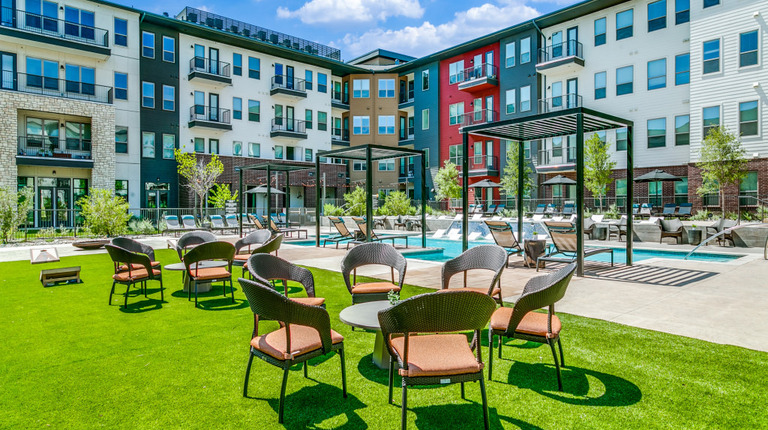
72,239,110,250
687,229,702,246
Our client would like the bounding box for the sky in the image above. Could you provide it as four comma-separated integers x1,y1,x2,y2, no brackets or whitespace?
117,0,581,61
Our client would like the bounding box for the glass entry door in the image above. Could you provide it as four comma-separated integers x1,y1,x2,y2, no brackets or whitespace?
37,178,72,227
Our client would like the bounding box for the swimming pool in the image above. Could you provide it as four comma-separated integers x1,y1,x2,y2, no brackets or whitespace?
292,236,745,263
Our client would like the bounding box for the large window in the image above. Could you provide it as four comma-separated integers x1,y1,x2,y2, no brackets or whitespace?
616,66,633,95
141,81,154,108
233,53,242,76
675,53,690,85
703,0,719,8
26,57,57,90
675,0,689,24
675,115,690,145
703,106,720,137
594,17,606,46
114,18,128,46
505,42,515,67
520,86,531,112
194,137,204,153
162,134,175,159
275,145,284,160
505,89,516,114
353,116,370,135
740,172,758,206
616,128,628,151
616,9,633,40
647,58,666,90
422,109,429,130
594,72,607,99
520,37,531,64
248,142,260,157
305,70,313,91
233,97,242,120
142,132,155,158
233,141,242,156
647,118,666,148
449,103,464,125
703,39,720,74
115,180,128,199
353,79,370,98
115,126,128,153
114,72,128,100
162,36,175,63
616,178,627,207
740,31,758,67
318,111,327,131
378,115,395,135
422,70,429,90
162,85,174,111
674,178,688,204
378,79,395,98
305,109,313,129
448,61,464,84
379,159,395,171
740,101,758,136
64,6,94,39
248,57,260,79
647,0,666,32
142,31,154,58
318,73,327,93
353,161,366,171
248,100,260,122
209,138,219,155
65,64,95,95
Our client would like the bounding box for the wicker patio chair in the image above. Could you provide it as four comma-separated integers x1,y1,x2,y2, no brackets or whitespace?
538,221,613,271
378,290,497,430
247,253,324,307
233,230,273,264
488,262,576,391
484,221,524,266
105,244,163,309
341,242,407,304
241,233,284,277
323,216,356,248
110,237,160,269
183,241,235,308
583,217,595,239
659,218,684,244
706,218,737,246
175,230,217,260
441,244,507,306
239,278,346,424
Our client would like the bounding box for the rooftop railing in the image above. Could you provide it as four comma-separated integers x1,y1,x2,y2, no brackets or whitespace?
1,7,109,48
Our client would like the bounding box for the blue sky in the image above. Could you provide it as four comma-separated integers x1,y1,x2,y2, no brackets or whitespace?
118,0,580,60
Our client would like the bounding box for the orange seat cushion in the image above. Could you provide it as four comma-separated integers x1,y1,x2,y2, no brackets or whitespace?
233,254,250,261
189,267,231,281
457,287,501,298
251,324,343,361
120,261,160,271
490,307,561,338
290,297,325,307
391,334,483,378
113,268,161,282
351,282,400,294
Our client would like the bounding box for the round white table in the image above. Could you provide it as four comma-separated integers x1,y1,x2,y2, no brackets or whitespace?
339,300,393,369
164,261,228,293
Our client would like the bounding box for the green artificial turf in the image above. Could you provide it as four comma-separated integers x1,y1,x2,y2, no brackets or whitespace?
1,250,767,429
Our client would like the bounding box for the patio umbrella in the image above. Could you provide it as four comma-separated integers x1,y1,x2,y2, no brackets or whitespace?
245,185,286,194
540,175,576,206
633,169,681,206
469,179,501,204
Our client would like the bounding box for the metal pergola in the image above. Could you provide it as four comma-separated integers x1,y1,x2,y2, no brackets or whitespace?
236,163,312,237
462,107,634,277
316,144,427,248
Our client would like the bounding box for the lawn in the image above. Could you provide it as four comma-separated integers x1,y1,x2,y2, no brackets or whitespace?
1,249,767,429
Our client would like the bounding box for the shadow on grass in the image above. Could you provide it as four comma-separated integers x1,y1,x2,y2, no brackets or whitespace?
168,285,249,311
411,403,540,429
112,285,165,313
356,353,389,386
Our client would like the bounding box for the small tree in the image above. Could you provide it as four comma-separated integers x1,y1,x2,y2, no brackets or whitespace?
584,133,616,211
78,188,131,237
175,150,224,218
434,160,462,205
343,186,367,216
500,143,534,202
380,191,412,216
0,186,34,243
208,183,239,209
696,126,747,215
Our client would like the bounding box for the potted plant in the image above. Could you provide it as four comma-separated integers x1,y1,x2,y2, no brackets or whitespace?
688,224,702,246
532,230,539,240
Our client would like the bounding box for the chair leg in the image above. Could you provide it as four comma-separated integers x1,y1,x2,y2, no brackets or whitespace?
188,277,192,301
303,362,308,378
558,337,565,366
461,382,465,399
243,353,254,397
159,278,164,302
488,331,494,381
548,339,563,392
230,279,235,303
339,347,347,398
123,283,131,309
479,375,490,430
143,280,147,297
194,281,198,308
401,383,408,430
388,355,394,404
278,368,289,424
109,281,116,305
498,335,503,358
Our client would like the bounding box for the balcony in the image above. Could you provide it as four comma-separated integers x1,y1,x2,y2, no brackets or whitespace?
270,76,307,99
536,41,584,73
188,106,232,130
457,109,497,129
538,93,582,113
331,90,349,109
456,63,498,92
0,7,109,56
398,127,415,145
536,146,576,172
270,118,307,140
17,136,93,168
398,92,414,107
398,168,415,182
448,155,499,177
331,128,350,146
1,71,113,104
188,57,232,85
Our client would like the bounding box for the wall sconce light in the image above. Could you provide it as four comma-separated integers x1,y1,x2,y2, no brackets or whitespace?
52,170,57,176
753,82,761,88
60,65,65,70
190,92,194,96
190,139,194,143
753,11,760,17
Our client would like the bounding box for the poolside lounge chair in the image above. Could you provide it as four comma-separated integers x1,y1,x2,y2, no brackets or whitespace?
484,221,524,267
323,216,357,248
209,215,235,234
538,221,613,271
268,216,307,239
248,214,267,230
657,203,677,217
632,204,640,215
544,204,556,216
162,215,184,236
181,215,203,230
562,201,575,216
676,203,693,218
341,242,407,303
639,204,652,218
352,218,411,248
224,214,241,231
659,218,684,244
484,205,497,216
494,204,506,214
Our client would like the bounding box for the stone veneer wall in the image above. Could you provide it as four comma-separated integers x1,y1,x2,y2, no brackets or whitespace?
0,91,115,191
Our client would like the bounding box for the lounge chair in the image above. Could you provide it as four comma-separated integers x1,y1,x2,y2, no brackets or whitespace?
494,204,505,214
544,204,556,216
639,203,652,218
268,216,307,239
562,201,575,216
677,203,693,218
352,217,411,248
538,221,613,271
657,203,677,217
248,214,267,230
484,205,497,216
224,214,241,232
181,215,202,230
162,215,184,236
632,204,639,215
659,218,683,244
323,216,356,248
209,215,235,234
485,221,524,266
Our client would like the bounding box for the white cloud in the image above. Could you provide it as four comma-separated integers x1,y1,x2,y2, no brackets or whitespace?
277,0,424,25
340,0,540,58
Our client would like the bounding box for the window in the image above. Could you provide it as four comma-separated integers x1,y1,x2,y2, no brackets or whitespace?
647,0,666,32
703,0,718,8
449,103,464,125
740,172,758,206
162,85,174,111
162,134,175,159
353,161,366,171
647,58,666,90
520,37,531,64
594,17,606,46
505,89,516,114
378,79,395,98
305,70,313,91
505,42,516,67
703,106,720,137
594,72,606,99
740,101,758,136
233,53,242,76
248,57,260,79
142,132,155,157
115,180,128,199
675,53,690,85
675,0,689,24
675,115,690,145
353,79,370,98
674,178,688,204
703,39,720,74
616,9,633,40
419,109,428,130
422,70,429,90
142,31,154,58
647,118,666,148
274,145,284,159
449,144,463,164
26,57,57,89
448,61,464,84
520,86,531,112
305,109,313,129
616,178,627,206
616,127,628,151
114,72,127,100
114,18,127,46
740,31,758,67
233,97,242,120
318,111,327,131
248,100,260,122
304,148,313,162
162,36,175,62
233,141,242,156
378,159,395,171
115,126,128,153
616,66,633,95
194,137,204,153
378,115,395,135
65,64,95,95
142,82,154,108
248,142,260,157
318,73,327,93
209,139,219,155
353,116,370,135
552,137,563,157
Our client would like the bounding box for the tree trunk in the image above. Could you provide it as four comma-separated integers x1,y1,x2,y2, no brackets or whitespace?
720,188,725,218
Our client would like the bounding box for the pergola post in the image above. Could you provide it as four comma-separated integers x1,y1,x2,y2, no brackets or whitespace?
285,171,290,227
517,140,524,243
365,146,373,242
462,131,469,252
315,157,321,247
238,167,243,238
626,125,634,266
266,164,272,229
421,150,427,249
576,113,585,277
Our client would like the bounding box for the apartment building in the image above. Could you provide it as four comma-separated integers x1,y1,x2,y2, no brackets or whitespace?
0,0,140,226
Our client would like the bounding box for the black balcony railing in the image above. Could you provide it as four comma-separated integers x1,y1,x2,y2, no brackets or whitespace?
448,155,499,171
332,128,350,141
271,75,306,92
399,168,415,180
1,7,109,48
271,118,307,134
17,136,92,159
1,71,113,103
538,40,584,64
458,109,497,127
537,146,576,166
399,92,414,104
189,56,231,78
399,127,415,141
454,63,498,84
332,90,349,105
538,93,582,113
190,105,231,124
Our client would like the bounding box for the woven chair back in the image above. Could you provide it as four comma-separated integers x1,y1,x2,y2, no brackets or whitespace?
341,242,407,291
111,237,155,261
184,241,235,269
235,230,273,254
247,253,316,298
440,244,507,290
105,244,153,276
504,263,577,335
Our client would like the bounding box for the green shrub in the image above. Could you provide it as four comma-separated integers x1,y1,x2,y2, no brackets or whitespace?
381,191,412,216
690,209,712,221
323,203,345,216
343,187,367,216
128,219,157,235
0,186,34,243
603,204,619,220
756,205,768,221
78,188,131,237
